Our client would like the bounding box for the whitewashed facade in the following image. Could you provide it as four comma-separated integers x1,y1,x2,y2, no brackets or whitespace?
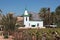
24,10,45,28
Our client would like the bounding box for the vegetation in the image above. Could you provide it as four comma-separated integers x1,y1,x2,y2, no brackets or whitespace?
14,28,60,40
1,13,17,31
39,5,60,27
4,33,8,39
0,5,60,40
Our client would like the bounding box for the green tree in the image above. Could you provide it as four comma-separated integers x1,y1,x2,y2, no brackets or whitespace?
1,13,17,31
39,8,48,26
39,8,47,18
50,12,56,25
0,9,3,25
55,5,60,15
55,5,60,27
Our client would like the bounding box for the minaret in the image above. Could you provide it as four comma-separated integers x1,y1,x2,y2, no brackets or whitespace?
24,9,29,27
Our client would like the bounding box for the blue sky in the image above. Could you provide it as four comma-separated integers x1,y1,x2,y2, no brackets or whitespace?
0,0,60,15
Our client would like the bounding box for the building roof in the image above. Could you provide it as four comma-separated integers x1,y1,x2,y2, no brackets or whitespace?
28,11,43,21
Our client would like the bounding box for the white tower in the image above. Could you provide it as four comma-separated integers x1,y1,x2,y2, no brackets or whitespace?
24,9,29,27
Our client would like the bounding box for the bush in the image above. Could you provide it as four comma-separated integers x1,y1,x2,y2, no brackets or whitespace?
4,34,8,39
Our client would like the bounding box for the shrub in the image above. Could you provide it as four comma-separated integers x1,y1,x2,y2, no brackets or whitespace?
4,34,8,39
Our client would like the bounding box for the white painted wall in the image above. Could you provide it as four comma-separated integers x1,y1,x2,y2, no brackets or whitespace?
24,15,44,28
29,21,43,28
24,17,29,24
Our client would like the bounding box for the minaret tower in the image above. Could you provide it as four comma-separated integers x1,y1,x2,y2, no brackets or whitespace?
24,9,29,27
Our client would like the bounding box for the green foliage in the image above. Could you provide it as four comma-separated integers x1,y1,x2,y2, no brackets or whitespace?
16,28,60,40
1,13,17,31
55,5,60,15
38,6,60,27
40,8,47,13
56,22,60,27
4,33,8,39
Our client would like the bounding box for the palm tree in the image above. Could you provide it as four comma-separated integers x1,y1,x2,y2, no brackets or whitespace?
1,13,17,31
39,8,47,26
55,5,60,15
0,9,3,29
50,12,56,25
39,8,47,18
55,5,60,27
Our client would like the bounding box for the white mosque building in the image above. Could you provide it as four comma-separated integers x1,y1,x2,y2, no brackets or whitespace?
24,9,45,28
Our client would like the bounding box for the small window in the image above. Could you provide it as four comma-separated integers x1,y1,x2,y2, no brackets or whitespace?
32,25,35,27
26,17,27,21
37,23,39,26
29,23,30,26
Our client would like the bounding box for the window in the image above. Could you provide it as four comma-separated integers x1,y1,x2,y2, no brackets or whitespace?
37,23,39,26
26,17,27,21
29,23,30,26
32,25,35,27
